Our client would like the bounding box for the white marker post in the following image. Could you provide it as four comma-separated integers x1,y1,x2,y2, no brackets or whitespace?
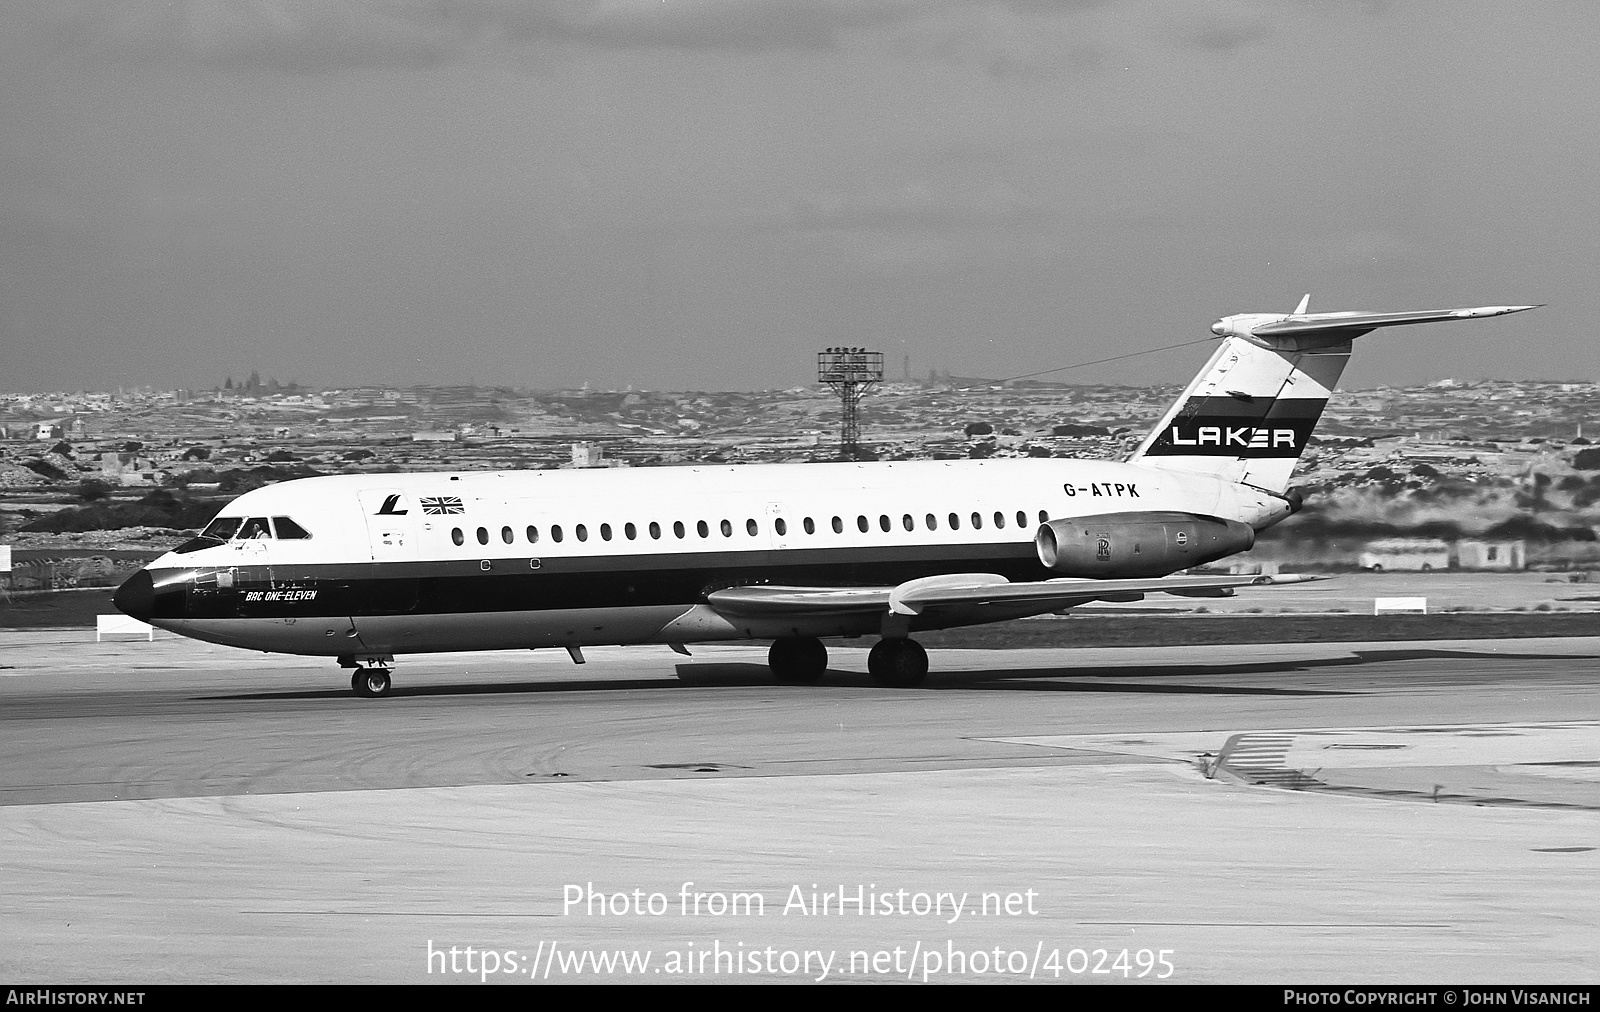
97,614,154,641
1373,597,1427,615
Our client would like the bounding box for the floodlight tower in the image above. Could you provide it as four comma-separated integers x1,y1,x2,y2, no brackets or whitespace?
817,347,884,460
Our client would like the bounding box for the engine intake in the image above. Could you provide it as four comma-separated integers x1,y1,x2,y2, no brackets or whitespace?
1035,511,1255,578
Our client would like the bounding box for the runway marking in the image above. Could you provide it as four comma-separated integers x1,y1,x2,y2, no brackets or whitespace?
1080,921,1453,928
241,910,561,917
985,721,1600,810
986,721,1600,767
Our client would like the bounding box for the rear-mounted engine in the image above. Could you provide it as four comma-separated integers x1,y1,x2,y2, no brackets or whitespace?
1035,511,1255,578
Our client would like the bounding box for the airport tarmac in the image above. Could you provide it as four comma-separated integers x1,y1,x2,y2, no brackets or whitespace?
1073,569,1600,614
2,632,1597,984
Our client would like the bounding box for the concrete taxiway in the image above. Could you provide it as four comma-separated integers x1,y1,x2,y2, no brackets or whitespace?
2,631,1597,983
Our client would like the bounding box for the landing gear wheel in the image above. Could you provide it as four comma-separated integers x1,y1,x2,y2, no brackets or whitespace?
867,638,928,688
351,667,392,698
768,636,828,684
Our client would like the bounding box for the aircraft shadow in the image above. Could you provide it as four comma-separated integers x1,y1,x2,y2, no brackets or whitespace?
199,645,1588,701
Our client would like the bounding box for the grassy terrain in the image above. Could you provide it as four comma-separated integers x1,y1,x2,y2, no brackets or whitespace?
0,590,121,628
918,612,1600,648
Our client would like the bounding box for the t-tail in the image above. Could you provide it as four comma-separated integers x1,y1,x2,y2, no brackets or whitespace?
1128,296,1538,494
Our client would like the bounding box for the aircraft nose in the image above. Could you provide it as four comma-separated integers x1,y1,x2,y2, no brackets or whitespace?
113,569,155,622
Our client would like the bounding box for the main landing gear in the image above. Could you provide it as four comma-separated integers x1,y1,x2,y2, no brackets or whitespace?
765,636,930,688
867,637,928,688
768,636,828,684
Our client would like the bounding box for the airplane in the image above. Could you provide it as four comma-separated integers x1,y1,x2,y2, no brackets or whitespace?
112,297,1537,697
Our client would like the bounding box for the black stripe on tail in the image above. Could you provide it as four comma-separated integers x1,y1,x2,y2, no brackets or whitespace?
1140,397,1326,459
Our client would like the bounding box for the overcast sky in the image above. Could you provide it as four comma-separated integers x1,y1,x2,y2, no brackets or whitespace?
1,1,1592,394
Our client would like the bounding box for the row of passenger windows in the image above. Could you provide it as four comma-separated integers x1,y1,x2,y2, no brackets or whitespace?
448,510,1052,547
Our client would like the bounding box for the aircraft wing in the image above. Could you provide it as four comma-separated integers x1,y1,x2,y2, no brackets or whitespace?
1250,304,1537,339
706,572,1317,619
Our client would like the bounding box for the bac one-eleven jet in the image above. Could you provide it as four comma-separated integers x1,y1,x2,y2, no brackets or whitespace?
114,298,1535,697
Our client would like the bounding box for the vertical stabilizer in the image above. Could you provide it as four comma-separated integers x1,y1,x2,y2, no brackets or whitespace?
1129,336,1346,493
1128,301,1537,494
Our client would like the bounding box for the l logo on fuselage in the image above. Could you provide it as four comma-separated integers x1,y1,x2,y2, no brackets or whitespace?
376,494,408,515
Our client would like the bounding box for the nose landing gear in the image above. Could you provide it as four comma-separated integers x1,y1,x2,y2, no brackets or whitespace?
341,654,396,698
351,667,392,698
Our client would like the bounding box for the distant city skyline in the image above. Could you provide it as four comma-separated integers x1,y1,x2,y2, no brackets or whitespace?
1,2,1588,394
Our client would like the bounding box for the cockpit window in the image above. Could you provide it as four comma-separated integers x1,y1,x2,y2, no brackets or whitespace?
272,517,311,540
201,517,243,540
239,517,272,540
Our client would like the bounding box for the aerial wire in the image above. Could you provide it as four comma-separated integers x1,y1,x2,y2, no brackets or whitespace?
962,337,1216,389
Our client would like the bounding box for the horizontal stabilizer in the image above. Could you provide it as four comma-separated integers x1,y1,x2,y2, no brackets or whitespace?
1213,304,1539,344
1249,305,1539,339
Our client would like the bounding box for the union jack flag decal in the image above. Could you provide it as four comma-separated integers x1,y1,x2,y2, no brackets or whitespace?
420,496,465,515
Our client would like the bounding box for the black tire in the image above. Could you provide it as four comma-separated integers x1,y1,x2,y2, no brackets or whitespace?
352,668,392,698
867,638,928,688
768,637,827,684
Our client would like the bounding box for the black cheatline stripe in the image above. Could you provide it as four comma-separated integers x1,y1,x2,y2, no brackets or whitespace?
145,542,1046,620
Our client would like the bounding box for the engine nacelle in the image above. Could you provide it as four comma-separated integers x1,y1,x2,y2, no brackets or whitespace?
1035,511,1256,578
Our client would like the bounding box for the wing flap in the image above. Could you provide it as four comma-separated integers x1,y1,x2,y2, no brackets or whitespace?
707,573,1318,619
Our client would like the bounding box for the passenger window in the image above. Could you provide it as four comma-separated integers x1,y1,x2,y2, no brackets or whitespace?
949,513,960,530
272,517,311,540
746,518,759,536
452,528,464,546
971,512,983,530
552,525,564,543
240,517,272,540
831,516,843,534
476,527,489,545
600,523,612,541
625,523,637,540
202,517,243,540
857,515,869,533
774,518,787,536
879,515,891,532
674,521,685,539
994,512,1005,529
902,514,914,532
697,520,709,538
720,519,733,537
1039,510,1048,524
501,526,514,544
1017,511,1027,528
803,517,815,535
650,521,662,539
527,526,539,543
576,524,588,542
925,514,937,531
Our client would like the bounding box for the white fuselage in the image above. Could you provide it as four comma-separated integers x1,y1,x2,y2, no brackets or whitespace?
127,457,1288,658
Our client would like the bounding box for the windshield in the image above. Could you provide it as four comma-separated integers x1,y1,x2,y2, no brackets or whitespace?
200,517,243,540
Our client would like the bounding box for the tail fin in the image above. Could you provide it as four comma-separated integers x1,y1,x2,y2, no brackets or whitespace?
1128,299,1538,494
